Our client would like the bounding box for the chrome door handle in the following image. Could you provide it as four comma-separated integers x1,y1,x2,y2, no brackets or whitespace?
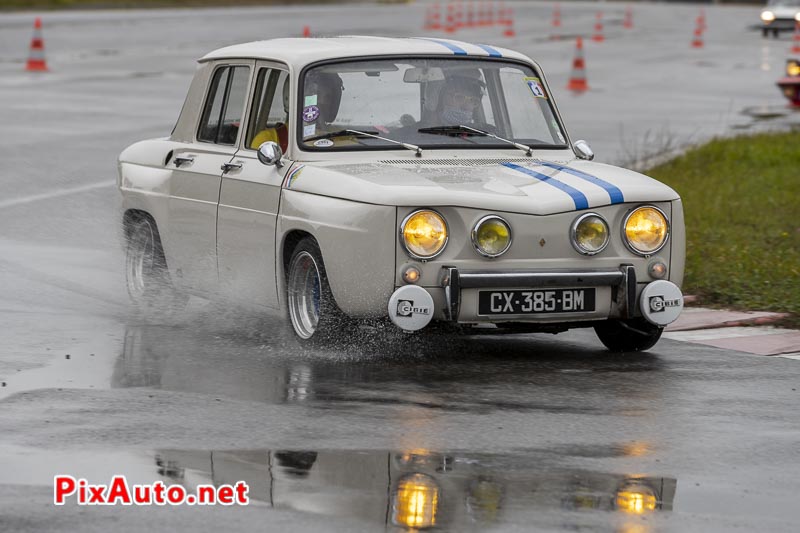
221,162,243,173
173,156,194,167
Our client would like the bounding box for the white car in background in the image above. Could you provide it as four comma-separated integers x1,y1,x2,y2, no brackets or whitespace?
117,37,685,352
760,0,800,36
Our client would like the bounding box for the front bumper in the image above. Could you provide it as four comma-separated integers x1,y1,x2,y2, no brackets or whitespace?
439,264,637,322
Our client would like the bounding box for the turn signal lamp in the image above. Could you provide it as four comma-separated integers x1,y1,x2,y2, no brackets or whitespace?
623,206,669,255
401,210,448,260
472,216,512,257
392,474,440,529
615,483,657,514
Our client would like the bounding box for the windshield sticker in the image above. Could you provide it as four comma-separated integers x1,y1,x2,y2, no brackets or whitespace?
304,94,318,106
313,139,334,148
303,124,316,137
524,77,547,99
302,105,320,123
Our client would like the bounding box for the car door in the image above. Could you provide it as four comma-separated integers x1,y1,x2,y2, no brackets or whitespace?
166,62,253,294
217,64,291,308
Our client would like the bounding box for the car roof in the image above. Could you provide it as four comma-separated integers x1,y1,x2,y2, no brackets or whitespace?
199,36,532,67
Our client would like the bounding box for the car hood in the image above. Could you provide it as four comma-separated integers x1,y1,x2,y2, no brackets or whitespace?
285,157,680,215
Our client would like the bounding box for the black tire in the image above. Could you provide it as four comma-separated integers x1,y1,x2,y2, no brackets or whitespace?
773,29,780,38
762,28,769,38
286,237,350,345
594,318,663,352
125,217,187,317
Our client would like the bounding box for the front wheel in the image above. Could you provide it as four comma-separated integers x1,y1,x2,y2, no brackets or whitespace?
594,318,663,352
286,237,349,344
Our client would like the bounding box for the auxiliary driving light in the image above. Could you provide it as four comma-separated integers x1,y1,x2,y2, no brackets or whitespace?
571,213,610,255
472,215,512,257
401,209,448,260
623,206,669,255
787,59,800,77
761,11,776,22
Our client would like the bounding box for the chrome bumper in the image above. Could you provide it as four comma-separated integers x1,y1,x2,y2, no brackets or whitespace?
439,265,637,322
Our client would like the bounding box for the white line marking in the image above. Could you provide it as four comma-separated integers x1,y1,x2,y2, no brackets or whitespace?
663,326,787,342
776,353,800,360
0,180,114,209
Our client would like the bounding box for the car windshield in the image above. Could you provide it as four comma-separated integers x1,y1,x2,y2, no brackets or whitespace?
298,58,568,151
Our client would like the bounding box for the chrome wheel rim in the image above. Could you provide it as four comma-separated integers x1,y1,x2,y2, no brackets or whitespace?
126,224,154,301
288,251,321,339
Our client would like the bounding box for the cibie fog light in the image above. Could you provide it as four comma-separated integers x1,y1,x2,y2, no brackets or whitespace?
401,209,448,260
472,215,512,258
623,206,669,256
761,11,775,22
571,213,610,255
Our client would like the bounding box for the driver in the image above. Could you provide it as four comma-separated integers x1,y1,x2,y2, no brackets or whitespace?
437,74,485,126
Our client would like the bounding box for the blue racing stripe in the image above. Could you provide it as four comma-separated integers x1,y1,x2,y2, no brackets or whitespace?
416,38,468,55
537,161,625,204
475,44,503,57
503,162,589,210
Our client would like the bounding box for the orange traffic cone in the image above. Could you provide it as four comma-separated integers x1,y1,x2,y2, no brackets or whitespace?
25,17,48,72
592,12,605,43
623,6,633,29
792,22,800,53
424,3,442,30
691,23,704,48
567,37,589,92
445,2,457,33
303,25,311,38
503,6,516,37
552,4,561,28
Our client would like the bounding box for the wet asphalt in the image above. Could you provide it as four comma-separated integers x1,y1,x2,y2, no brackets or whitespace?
1,1,800,531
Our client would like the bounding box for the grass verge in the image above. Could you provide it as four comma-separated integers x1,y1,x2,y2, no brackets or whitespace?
646,131,800,328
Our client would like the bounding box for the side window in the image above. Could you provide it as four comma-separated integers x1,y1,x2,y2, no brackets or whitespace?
246,68,290,151
197,65,250,145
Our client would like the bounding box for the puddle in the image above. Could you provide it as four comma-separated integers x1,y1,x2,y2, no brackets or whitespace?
0,445,675,530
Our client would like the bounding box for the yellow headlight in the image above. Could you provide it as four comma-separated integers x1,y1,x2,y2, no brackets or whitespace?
615,483,658,514
392,473,440,529
624,206,669,255
761,11,776,22
472,216,512,257
402,210,448,259
572,213,609,255
788,60,800,77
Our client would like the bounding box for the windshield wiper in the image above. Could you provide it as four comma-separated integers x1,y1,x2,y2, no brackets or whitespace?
418,125,533,156
306,129,422,157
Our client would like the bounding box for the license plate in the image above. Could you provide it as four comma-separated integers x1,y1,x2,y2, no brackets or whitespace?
478,288,596,315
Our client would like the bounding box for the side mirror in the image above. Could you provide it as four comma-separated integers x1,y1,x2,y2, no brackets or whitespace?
257,141,284,168
573,140,594,161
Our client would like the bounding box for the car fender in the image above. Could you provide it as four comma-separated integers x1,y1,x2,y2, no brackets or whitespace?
277,190,396,317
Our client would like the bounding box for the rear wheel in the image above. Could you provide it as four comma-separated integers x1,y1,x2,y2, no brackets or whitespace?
125,217,186,317
594,318,663,352
286,237,349,344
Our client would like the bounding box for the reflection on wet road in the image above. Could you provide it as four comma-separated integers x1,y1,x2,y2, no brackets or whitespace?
155,447,675,531
115,323,668,415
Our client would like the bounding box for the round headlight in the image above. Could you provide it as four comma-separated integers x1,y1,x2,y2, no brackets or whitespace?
401,209,448,260
623,206,669,255
795,13,800,22
472,216,512,257
761,11,776,22
571,213,610,255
